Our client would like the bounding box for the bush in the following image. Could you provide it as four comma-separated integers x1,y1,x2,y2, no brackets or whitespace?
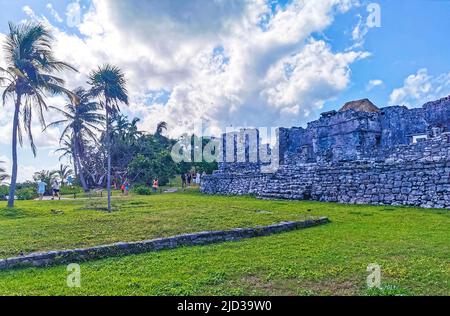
0,186,9,200
132,185,152,195
60,185,83,195
16,187,38,200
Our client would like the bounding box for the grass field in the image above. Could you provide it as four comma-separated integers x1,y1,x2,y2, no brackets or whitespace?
0,190,448,296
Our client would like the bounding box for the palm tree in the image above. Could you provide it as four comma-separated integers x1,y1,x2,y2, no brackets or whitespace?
0,161,9,182
110,116,143,148
126,117,143,143
57,164,73,186
0,22,77,208
55,135,75,171
88,65,129,211
46,87,104,192
111,114,130,140
155,121,168,137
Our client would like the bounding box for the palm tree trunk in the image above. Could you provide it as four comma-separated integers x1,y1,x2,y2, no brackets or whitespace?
73,139,89,192
106,110,112,212
8,95,21,208
73,154,78,178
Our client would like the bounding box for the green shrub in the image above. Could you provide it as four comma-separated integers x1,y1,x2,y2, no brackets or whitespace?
16,187,38,200
132,185,152,195
0,186,9,200
60,185,83,195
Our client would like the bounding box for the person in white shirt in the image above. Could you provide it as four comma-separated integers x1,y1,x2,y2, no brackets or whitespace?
52,179,61,200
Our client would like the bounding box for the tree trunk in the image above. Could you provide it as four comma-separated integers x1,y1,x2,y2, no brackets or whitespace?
73,154,78,179
106,110,112,212
73,138,89,192
8,95,21,208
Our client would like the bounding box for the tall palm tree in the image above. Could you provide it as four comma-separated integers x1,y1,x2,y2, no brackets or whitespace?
88,65,129,212
126,117,142,142
0,161,9,183
57,164,73,186
46,87,104,192
0,22,77,208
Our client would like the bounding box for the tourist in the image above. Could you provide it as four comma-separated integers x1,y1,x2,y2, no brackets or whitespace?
67,175,73,187
121,183,125,195
196,172,201,185
37,178,46,201
181,173,186,189
125,182,130,196
187,173,192,187
152,178,159,193
51,179,60,200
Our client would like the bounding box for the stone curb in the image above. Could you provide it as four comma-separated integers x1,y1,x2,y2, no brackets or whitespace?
0,217,329,270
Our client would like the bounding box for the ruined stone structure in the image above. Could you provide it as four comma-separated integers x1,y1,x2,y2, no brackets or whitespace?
201,96,450,209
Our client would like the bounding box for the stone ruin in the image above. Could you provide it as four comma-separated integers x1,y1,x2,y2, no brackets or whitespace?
201,96,450,209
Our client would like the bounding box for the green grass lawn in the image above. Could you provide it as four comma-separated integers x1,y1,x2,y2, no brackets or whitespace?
0,190,448,296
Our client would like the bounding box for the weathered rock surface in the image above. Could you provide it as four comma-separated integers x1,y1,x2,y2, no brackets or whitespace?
201,97,450,209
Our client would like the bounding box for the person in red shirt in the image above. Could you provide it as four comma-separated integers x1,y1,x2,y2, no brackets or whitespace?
152,179,159,193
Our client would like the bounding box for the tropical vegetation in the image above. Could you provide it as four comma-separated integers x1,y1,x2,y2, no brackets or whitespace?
0,22,76,207
0,161,9,182
0,21,217,207
88,65,129,211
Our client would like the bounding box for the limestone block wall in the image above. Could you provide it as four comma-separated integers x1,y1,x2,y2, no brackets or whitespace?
0,218,329,270
202,134,450,209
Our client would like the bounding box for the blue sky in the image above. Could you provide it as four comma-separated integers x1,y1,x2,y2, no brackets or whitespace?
0,0,449,181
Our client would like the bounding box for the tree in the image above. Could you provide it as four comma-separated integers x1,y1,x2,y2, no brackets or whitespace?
33,169,58,194
46,87,104,192
57,164,73,186
88,65,129,212
55,135,75,174
155,121,167,137
0,161,9,182
0,22,76,207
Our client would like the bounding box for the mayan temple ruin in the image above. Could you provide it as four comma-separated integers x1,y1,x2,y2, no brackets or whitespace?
201,96,450,209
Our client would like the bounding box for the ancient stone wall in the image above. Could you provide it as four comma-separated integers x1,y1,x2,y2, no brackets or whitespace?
0,218,329,270
202,133,450,209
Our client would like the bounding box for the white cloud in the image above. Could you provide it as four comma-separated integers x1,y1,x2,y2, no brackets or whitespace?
389,68,450,107
3,0,369,146
366,79,383,91
22,5,35,18
0,155,56,183
66,0,82,28
350,13,369,49
262,39,369,125
42,0,367,137
46,3,63,23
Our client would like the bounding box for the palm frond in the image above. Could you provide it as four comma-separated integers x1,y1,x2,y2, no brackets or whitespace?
2,21,78,159
88,64,129,115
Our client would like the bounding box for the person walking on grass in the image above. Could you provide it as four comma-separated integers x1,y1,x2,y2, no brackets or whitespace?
37,179,47,201
181,173,186,189
187,173,192,187
152,178,159,193
52,179,61,200
124,182,130,196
